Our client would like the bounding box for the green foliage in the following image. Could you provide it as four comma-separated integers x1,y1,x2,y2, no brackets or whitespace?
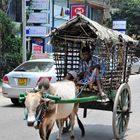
110,0,140,36
0,10,22,79
132,0,140,4
26,0,33,20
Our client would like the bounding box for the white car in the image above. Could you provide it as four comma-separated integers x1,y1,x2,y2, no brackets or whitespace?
131,57,140,74
2,59,57,105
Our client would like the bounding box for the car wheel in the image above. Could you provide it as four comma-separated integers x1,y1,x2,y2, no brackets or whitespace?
11,98,20,106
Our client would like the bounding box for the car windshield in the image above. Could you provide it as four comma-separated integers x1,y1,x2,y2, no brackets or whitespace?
14,61,54,72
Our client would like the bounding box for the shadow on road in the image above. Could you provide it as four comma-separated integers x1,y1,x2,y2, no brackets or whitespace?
49,124,115,140
0,104,24,108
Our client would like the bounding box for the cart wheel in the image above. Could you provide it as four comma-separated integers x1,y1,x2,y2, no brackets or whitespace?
113,83,131,139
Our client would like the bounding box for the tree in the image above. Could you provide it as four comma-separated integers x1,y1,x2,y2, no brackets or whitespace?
0,10,22,79
110,0,140,37
0,0,8,12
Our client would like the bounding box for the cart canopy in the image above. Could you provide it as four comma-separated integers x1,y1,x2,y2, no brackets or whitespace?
48,13,136,43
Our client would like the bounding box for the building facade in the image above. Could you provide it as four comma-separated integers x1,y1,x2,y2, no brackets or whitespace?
52,0,110,28
7,0,111,54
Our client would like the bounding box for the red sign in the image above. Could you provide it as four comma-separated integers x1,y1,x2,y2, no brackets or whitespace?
32,46,43,53
32,38,44,54
70,4,87,18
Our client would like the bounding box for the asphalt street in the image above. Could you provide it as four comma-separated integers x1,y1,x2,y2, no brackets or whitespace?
0,74,140,140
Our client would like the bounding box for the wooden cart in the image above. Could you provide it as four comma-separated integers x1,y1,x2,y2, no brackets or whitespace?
47,14,137,139
20,14,137,139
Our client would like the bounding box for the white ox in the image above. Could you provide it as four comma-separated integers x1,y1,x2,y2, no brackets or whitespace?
25,79,78,140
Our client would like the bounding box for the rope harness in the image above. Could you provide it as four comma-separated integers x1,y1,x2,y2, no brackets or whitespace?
35,103,47,124
24,102,48,126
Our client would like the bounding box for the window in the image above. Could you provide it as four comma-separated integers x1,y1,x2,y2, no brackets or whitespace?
14,62,54,72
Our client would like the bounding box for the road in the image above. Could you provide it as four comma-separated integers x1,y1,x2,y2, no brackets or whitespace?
0,74,140,140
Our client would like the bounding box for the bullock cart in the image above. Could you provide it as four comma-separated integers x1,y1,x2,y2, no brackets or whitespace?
20,14,137,139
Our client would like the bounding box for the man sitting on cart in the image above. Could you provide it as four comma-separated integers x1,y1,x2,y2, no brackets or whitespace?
77,46,106,98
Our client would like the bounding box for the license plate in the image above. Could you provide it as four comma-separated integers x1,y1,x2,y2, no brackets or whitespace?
18,78,27,86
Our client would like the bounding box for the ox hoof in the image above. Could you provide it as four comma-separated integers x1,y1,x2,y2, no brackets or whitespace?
70,135,75,139
27,122,34,127
33,121,39,129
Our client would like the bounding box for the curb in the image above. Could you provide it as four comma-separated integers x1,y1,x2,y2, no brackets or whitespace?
0,87,2,94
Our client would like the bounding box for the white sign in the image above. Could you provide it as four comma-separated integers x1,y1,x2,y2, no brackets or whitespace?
27,12,47,23
30,0,49,10
113,20,127,30
54,5,69,20
26,26,47,37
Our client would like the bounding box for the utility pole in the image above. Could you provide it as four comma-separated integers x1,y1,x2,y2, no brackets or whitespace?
22,0,26,62
52,0,54,29
67,0,69,8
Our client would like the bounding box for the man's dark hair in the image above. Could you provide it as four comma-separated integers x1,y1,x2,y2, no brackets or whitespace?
82,47,91,53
